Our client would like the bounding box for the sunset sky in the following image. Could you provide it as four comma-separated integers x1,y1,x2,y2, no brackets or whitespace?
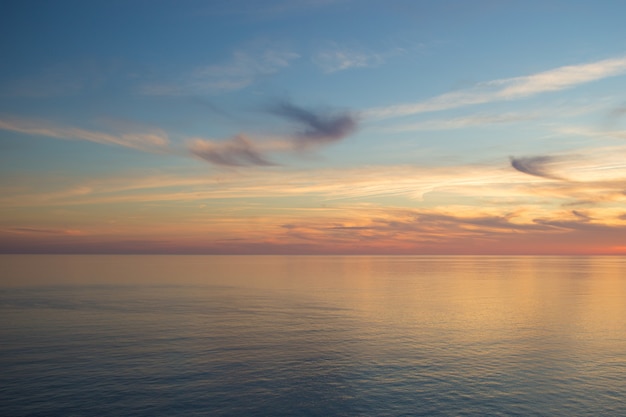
2,0,626,254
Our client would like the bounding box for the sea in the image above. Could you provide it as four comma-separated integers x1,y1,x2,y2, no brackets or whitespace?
1,255,625,416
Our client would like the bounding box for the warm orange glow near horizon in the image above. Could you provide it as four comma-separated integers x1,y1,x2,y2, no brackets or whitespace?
2,2,626,255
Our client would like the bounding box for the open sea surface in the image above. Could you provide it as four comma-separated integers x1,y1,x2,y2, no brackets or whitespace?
1,255,626,416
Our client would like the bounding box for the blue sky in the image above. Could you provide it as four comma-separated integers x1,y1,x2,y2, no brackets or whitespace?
2,0,626,254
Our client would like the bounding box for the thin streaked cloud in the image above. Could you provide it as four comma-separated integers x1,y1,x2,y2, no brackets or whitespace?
556,125,626,140
3,152,626,254
140,45,299,95
0,118,170,152
312,39,408,74
3,1,626,254
4,202,626,255
377,112,536,132
5,146,626,209
365,56,626,120
313,44,385,73
0,164,515,207
5,227,84,236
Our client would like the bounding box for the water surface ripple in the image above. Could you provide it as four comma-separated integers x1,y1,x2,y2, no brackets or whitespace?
1,255,625,416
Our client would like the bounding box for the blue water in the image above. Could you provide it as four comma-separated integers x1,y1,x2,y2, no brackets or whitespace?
1,255,626,416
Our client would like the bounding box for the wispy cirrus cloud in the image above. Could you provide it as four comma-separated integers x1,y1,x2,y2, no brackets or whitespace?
0,117,169,152
378,112,536,132
556,125,626,140
313,44,385,73
312,39,408,74
0,163,509,208
365,56,626,120
4,145,626,209
375,102,606,133
141,45,299,95
3,150,626,253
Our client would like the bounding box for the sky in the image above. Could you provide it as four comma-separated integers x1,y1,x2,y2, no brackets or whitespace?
1,0,626,255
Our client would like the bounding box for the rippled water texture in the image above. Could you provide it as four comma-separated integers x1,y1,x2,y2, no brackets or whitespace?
1,255,626,416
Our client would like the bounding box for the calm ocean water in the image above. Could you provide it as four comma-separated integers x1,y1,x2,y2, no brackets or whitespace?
1,255,626,416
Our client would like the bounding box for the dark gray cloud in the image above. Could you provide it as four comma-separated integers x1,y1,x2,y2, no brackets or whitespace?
269,100,357,149
9,227,71,235
410,212,551,232
571,210,592,221
284,211,552,242
608,104,626,119
328,225,373,230
531,218,615,232
190,99,358,167
189,134,276,167
603,104,626,130
510,155,564,180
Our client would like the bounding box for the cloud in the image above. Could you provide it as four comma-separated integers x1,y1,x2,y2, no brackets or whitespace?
558,125,626,141
312,40,408,74
4,206,626,254
608,104,626,119
4,145,626,254
0,99,356,169
7,227,83,236
266,204,626,254
365,55,626,120
141,45,299,95
0,162,521,208
187,99,358,167
571,210,592,221
268,100,358,149
0,117,169,152
313,45,384,73
379,112,536,132
188,134,277,166
275,208,613,251
4,148,626,209
510,156,565,180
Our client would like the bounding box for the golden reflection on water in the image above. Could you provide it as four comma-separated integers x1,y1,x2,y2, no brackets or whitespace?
2,255,626,415
2,255,625,340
